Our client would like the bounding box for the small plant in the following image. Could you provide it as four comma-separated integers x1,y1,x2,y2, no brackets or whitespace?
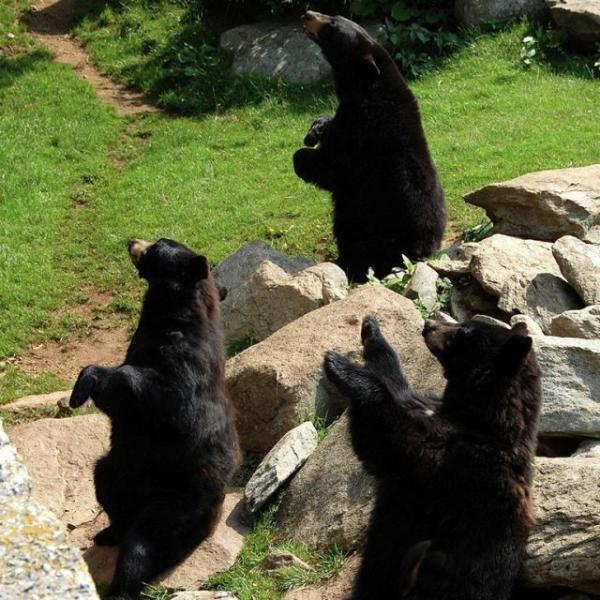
367,257,453,318
463,219,493,243
520,24,566,68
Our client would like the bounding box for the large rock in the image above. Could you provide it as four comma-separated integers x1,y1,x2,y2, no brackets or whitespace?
245,421,318,514
523,455,600,594
533,336,600,437
7,415,248,590
546,0,600,51
212,241,313,293
0,420,99,599
226,284,445,453
551,305,600,339
428,242,479,278
470,234,580,332
224,261,348,343
464,165,600,243
497,271,583,333
219,22,330,84
553,236,600,305
470,234,563,297
403,262,439,312
455,0,546,25
276,414,375,551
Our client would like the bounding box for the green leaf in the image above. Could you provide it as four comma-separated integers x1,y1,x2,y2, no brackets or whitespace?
391,2,419,22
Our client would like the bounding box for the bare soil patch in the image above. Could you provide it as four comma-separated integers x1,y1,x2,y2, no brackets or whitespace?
25,0,158,115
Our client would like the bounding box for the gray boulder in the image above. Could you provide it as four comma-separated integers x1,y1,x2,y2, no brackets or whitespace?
464,165,600,243
403,262,439,312
553,236,600,305
223,261,347,344
546,0,600,51
245,421,318,514
226,284,445,453
427,242,479,278
220,22,328,85
533,335,600,437
455,0,546,25
551,305,600,339
510,314,545,337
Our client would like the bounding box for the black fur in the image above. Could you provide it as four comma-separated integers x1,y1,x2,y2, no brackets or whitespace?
324,315,541,600
294,13,446,282
70,238,240,600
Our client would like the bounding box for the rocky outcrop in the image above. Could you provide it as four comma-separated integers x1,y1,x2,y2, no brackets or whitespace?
245,421,318,514
276,414,375,551
223,261,347,343
551,305,600,338
226,285,445,453
553,236,600,306
546,0,600,51
464,165,600,243
0,420,99,599
470,234,581,332
533,336,600,437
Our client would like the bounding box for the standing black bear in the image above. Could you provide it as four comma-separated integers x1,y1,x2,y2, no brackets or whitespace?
324,316,542,600
70,238,239,600
294,12,447,282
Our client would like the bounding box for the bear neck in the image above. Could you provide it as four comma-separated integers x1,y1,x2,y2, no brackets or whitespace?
334,45,417,110
440,364,541,450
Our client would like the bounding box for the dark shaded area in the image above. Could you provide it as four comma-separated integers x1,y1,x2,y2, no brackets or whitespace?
512,586,598,599
25,0,78,34
537,436,586,458
0,49,49,93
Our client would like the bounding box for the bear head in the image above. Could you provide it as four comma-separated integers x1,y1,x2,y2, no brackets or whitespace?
302,11,381,81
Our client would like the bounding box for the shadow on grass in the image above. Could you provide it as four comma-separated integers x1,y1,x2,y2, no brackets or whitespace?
0,49,50,93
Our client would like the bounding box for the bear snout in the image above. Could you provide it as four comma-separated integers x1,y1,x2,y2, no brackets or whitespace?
128,238,152,264
302,11,331,39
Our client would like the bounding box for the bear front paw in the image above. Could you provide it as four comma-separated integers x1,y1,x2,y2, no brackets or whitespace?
361,314,381,346
70,365,101,408
304,115,333,147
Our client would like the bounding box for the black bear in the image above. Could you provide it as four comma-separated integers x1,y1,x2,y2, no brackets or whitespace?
294,12,447,282
70,238,239,600
324,315,541,600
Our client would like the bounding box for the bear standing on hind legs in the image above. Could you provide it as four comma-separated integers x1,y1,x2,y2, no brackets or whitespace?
294,12,447,283
70,238,239,600
324,315,542,600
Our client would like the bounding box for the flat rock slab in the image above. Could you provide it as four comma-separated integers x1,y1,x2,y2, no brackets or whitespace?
227,284,445,453
546,0,600,51
7,415,248,590
0,420,98,599
465,165,600,243
1,389,72,413
553,236,600,305
245,421,318,513
533,335,600,437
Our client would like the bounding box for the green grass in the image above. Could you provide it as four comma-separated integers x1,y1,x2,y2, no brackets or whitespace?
206,502,349,600
1,0,599,408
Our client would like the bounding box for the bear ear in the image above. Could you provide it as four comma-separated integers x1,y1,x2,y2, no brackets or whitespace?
361,53,380,78
218,286,228,302
190,255,210,281
500,334,532,371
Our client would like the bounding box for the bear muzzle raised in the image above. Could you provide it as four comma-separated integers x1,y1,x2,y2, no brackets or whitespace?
302,11,332,39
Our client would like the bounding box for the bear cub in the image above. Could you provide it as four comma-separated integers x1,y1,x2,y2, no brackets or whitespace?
295,12,447,282
70,238,239,600
324,315,542,600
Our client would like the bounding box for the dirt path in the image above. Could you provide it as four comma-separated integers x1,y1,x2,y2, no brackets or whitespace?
26,0,158,115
